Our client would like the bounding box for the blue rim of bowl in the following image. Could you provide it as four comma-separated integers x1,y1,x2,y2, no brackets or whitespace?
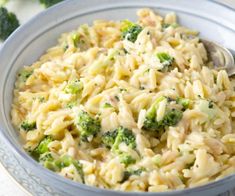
0,0,235,195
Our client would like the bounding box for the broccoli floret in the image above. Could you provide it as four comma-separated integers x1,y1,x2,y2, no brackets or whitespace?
112,127,136,152
54,155,71,168
102,130,117,148
143,96,183,131
20,121,36,131
143,96,166,131
35,136,53,154
64,79,83,94
121,20,143,43
176,97,190,110
31,136,53,160
119,153,136,166
39,152,58,171
76,110,101,141
32,136,53,157
0,7,19,40
121,167,145,182
102,127,137,166
39,153,84,182
18,69,33,83
39,0,64,8
161,109,183,126
55,155,84,183
156,52,174,72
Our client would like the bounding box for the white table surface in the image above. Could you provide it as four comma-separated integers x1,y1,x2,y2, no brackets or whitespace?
0,0,235,196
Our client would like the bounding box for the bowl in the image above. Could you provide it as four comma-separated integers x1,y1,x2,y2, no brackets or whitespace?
0,0,235,195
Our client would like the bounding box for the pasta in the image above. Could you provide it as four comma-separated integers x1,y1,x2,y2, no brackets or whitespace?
11,9,235,192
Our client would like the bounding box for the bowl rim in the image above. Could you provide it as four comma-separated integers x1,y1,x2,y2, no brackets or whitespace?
0,0,235,195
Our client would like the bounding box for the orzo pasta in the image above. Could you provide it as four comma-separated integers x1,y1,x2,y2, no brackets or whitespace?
11,9,235,192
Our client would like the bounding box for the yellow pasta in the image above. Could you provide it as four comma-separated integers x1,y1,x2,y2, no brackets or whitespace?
11,8,235,192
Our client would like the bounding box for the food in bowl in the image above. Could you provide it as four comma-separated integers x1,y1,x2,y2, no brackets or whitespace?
11,8,235,192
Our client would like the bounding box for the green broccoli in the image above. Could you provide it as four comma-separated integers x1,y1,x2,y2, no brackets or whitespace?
121,20,143,43
112,127,136,152
55,155,84,183
39,152,58,171
64,79,83,94
176,97,190,110
31,136,53,160
20,121,36,131
54,155,72,168
143,96,165,130
34,136,53,154
76,110,101,141
0,7,19,40
18,69,33,83
39,0,64,8
102,130,117,148
119,153,136,166
161,109,183,126
121,167,145,182
102,126,137,166
156,52,174,72
39,153,84,182
102,127,136,151
143,96,183,131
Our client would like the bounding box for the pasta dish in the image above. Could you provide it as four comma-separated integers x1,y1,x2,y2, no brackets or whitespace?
11,9,235,192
